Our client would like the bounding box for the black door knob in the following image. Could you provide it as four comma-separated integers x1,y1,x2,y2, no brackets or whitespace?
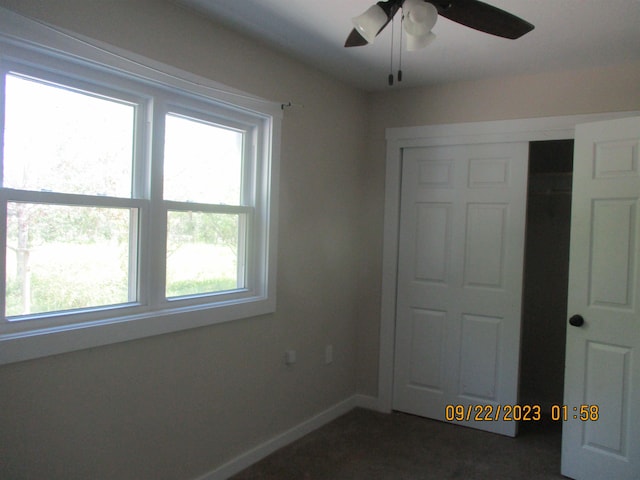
569,314,584,327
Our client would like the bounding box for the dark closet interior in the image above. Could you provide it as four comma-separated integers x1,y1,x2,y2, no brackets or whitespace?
519,139,574,411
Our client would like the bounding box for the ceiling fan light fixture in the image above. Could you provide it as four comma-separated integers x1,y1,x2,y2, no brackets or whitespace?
351,4,389,44
403,0,438,36
406,30,436,51
407,32,436,52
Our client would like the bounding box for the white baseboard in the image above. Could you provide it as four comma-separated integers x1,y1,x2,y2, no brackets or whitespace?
193,394,378,480
353,393,382,412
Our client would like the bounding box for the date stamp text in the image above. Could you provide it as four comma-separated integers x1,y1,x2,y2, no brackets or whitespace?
444,404,599,422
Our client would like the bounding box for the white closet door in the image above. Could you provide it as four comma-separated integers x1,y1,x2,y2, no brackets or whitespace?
393,142,528,436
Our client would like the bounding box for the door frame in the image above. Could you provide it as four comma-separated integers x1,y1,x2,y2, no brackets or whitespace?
378,111,640,413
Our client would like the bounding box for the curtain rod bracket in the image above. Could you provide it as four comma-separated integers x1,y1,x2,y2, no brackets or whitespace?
281,101,303,110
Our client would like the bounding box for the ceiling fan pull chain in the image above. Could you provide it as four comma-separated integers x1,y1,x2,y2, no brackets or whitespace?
388,14,395,86
398,9,404,82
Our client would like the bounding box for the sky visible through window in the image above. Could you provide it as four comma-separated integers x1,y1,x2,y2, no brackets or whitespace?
3,73,134,197
163,113,243,205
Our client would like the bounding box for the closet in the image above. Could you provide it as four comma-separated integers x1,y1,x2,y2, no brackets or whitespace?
519,140,574,411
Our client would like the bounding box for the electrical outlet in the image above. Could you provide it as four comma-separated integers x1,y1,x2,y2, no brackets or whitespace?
285,349,297,365
325,344,333,365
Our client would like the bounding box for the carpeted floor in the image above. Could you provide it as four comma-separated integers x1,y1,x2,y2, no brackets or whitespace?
231,408,566,480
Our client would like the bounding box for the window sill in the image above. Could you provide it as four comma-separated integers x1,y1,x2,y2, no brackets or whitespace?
0,296,275,365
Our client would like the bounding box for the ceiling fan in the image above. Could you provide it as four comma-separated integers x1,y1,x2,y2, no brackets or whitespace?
345,0,534,48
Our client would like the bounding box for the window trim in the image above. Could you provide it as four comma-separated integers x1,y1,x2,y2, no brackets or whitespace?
0,7,281,365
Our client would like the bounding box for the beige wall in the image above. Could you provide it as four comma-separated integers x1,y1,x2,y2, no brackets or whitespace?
1,1,640,478
0,1,368,479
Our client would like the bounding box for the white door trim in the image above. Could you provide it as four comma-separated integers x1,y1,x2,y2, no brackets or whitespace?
378,111,640,413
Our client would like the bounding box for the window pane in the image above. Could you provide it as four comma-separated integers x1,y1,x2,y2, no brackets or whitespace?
5,203,137,317
166,211,243,298
163,114,243,204
2,73,135,197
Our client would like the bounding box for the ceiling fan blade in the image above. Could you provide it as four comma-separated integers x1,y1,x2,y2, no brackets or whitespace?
345,29,369,47
430,0,534,39
344,0,403,47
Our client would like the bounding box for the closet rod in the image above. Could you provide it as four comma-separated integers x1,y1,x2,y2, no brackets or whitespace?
529,191,571,196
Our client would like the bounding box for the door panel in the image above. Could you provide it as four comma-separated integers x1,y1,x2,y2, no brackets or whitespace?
464,203,506,288
583,342,630,455
561,116,640,479
459,314,501,400
415,203,451,282
393,142,528,437
408,308,446,390
590,200,636,308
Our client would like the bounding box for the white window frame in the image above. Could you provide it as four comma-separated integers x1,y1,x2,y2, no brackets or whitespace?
0,8,281,365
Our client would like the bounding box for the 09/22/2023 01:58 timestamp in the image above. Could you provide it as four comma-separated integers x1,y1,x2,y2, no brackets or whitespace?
444,404,600,422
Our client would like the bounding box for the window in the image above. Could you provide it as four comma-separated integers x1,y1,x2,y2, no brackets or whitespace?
3,73,141,318
0,10,280,364
163,112,248,299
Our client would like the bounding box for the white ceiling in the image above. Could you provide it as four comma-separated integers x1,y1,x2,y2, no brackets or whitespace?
177,0,640,92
